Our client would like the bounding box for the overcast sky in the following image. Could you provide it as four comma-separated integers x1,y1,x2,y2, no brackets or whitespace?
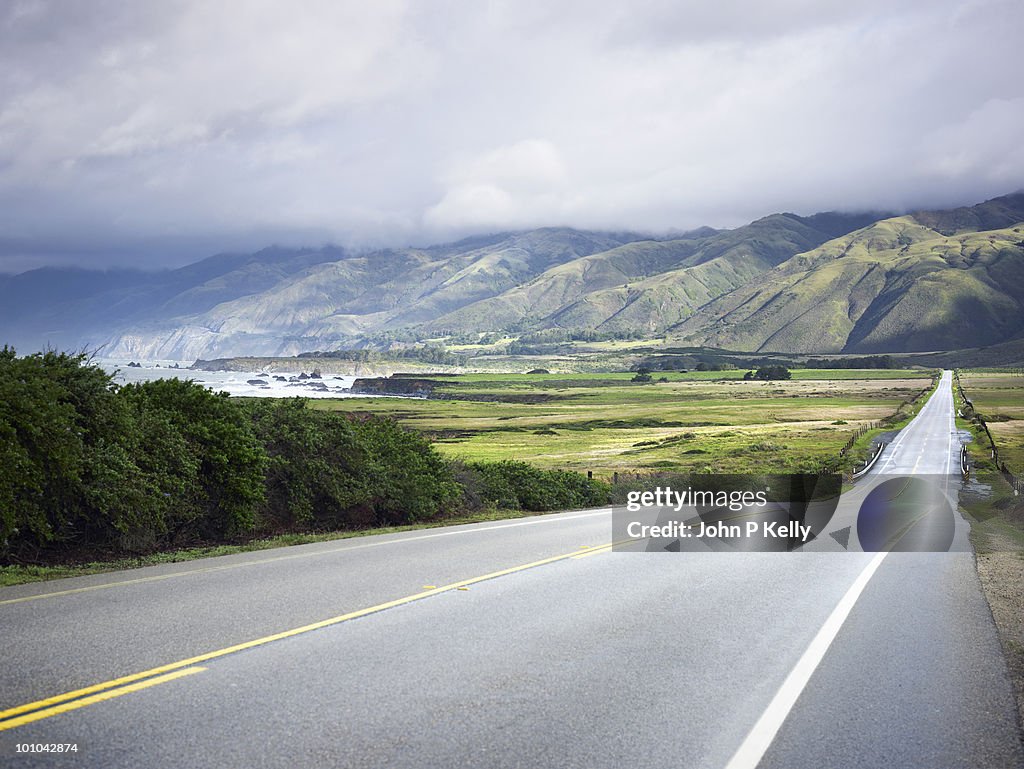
1,0,1022,272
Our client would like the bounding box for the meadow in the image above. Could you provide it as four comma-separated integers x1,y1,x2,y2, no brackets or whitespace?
313,369,935,478
959,371,1024,474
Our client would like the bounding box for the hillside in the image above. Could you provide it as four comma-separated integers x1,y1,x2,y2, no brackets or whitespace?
2,193,1023,360
672,206,1024,353
0,246,346,355
422,212,882,336
98,229,648,359
91,211,878,359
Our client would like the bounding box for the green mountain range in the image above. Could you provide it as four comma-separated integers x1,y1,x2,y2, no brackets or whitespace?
673,213,1024,353
2,193,1022,360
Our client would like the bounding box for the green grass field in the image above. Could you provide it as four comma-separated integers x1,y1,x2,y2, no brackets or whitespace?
433,368,926,383
312,369,935,478
960,371,1024,473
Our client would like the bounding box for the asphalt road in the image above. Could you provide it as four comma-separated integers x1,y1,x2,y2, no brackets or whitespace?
808,368,970,554
1,371,1021,768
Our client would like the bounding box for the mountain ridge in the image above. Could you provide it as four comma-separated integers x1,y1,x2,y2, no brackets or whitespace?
672,209,1024,353
2,193,1022,360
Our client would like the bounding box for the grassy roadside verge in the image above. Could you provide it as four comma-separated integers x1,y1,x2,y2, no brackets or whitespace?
0,507,554,588
953,370,1024,728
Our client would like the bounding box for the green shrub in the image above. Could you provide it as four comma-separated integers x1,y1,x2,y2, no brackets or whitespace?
349,414,461,523
249,399,370,529
0,348,606,563
248,401,460,528
0,348,87,551
470,461,610,511
0,348,157,553
754,365,792,381
119,379,266,540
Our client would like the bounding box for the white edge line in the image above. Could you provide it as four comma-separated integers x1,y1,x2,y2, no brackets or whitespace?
944,372,952,492
878,371,943,473
723,550,888,769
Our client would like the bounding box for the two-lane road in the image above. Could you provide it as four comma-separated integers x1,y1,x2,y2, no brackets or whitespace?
2,371,1021,768
810,370,969,553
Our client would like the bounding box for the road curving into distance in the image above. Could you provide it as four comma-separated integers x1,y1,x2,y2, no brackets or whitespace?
1,371,1021,768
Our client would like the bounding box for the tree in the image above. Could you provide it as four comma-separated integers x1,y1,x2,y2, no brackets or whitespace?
0,349,85,552
350,415,461,523
0,348,162,553
119,379,266,538
248,401,461,529
754,365,792,381
248,399,372,529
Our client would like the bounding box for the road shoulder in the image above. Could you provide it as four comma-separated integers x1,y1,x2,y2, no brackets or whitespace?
973,528,1024,732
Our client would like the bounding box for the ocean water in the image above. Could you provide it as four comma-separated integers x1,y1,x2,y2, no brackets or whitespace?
96,359,377,399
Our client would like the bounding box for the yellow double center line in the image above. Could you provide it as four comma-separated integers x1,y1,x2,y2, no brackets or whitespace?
0,541,617,731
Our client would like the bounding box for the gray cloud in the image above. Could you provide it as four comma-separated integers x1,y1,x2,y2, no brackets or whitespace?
1,0,1022,271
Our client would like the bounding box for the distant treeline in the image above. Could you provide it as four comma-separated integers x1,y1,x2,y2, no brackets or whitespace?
505,329,649,356
638,354,901,371
322,327,650,351
297,346,463,366
436,327,648,345
301,327,652,360
0,349,608,563
512,328,647,344
802,356,899,369
743,365,792,381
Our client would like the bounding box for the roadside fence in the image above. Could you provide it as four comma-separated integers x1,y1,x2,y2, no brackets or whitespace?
955,369,1019,495
838,422,882,458
1002,464,1022,497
